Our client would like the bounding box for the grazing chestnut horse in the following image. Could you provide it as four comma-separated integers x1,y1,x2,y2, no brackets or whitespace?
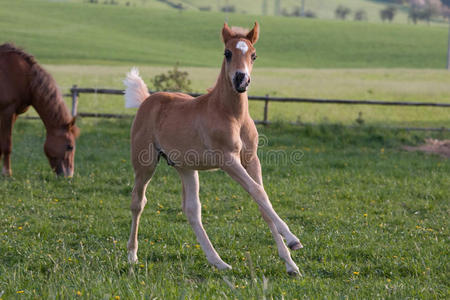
0,43,79,177
124,23,302,275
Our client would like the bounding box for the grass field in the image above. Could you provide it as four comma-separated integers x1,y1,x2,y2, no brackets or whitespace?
0,0,448,68
0,118,449,298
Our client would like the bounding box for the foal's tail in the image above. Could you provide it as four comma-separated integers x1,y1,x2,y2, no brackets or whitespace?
123,67,150,108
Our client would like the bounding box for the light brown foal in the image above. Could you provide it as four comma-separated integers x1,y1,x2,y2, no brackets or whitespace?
124,22,302,275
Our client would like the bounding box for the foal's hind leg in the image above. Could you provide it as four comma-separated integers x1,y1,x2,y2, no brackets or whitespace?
127,161,157,263
246,158,300,276
0,113,16,176
177,168,231,270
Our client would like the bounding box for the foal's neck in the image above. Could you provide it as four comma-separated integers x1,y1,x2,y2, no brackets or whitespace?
210,61,249,121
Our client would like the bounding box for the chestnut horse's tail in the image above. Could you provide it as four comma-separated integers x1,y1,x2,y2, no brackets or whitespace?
123,67,150,108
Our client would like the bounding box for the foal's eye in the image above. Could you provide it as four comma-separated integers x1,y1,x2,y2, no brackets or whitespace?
224,49,232,61
251,53,257,62
66,145,74,151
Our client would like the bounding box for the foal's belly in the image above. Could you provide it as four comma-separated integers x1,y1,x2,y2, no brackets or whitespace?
158,146,227,170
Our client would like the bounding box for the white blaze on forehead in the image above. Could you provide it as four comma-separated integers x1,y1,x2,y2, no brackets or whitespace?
236,40,248,54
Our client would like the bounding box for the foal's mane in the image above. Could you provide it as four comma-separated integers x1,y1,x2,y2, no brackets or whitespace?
0,43,72,126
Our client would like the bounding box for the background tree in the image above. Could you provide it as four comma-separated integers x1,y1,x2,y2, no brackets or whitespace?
354,9,368,21
409,0,442,24
380,5,397,22
335,5,351,20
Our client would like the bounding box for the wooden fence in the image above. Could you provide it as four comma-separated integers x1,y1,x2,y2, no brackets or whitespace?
67,85,450,131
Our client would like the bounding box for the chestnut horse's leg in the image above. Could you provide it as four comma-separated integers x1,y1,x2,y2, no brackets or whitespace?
177,168,232,270
127,162,157,263
0,113,16,176
222,155,302,250
245,157,300,276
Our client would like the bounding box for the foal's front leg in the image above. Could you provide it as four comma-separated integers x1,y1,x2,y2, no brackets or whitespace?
245,157,301,276
222,155,302,250
177,168,231,270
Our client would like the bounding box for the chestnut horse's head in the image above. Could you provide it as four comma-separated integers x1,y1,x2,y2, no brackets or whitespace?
221,22,259,94
44,117,79,177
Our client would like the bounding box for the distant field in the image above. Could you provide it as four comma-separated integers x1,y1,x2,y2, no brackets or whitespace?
0,0,448,68
67,0,412,23
31,65,450,128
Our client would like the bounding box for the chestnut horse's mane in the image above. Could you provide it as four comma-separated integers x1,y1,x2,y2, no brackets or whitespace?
0,43,72,126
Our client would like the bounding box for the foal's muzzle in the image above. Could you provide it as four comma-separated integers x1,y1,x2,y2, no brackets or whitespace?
233,71,250,93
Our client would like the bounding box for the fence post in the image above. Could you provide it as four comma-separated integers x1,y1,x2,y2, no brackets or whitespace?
447,20,450,70
263,94,269,125
71,84,78,117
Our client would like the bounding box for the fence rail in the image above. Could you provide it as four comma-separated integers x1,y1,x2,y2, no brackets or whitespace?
67,85,450,130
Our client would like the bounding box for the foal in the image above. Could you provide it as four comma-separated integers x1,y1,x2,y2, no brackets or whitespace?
124,23,302,275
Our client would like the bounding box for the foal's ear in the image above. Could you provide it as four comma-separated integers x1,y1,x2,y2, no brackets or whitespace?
222,23,234,44
246,22,259,44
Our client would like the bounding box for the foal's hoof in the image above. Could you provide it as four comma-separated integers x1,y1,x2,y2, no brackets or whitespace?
128,251,138,264
288,241,303,250
287,269,302,277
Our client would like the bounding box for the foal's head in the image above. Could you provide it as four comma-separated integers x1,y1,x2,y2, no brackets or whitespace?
222,22,259,94
44,117,79,177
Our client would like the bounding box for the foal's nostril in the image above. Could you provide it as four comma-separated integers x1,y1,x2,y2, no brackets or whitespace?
234,72,246,85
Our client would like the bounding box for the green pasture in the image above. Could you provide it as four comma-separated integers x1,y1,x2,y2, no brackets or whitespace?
1,1,449,298
0,118,449,298
0,0,448,68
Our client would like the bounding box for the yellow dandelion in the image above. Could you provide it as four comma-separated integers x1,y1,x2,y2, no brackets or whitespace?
54,198,59,202
139,264,145,268
387,279,391,282
16,290,24,294
140,281,145,285
195,244,200,249
76,291,82,296
115,296,120,300
18,226,23,230
353,271,359,275
156,210,160,214
363,213,367,218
